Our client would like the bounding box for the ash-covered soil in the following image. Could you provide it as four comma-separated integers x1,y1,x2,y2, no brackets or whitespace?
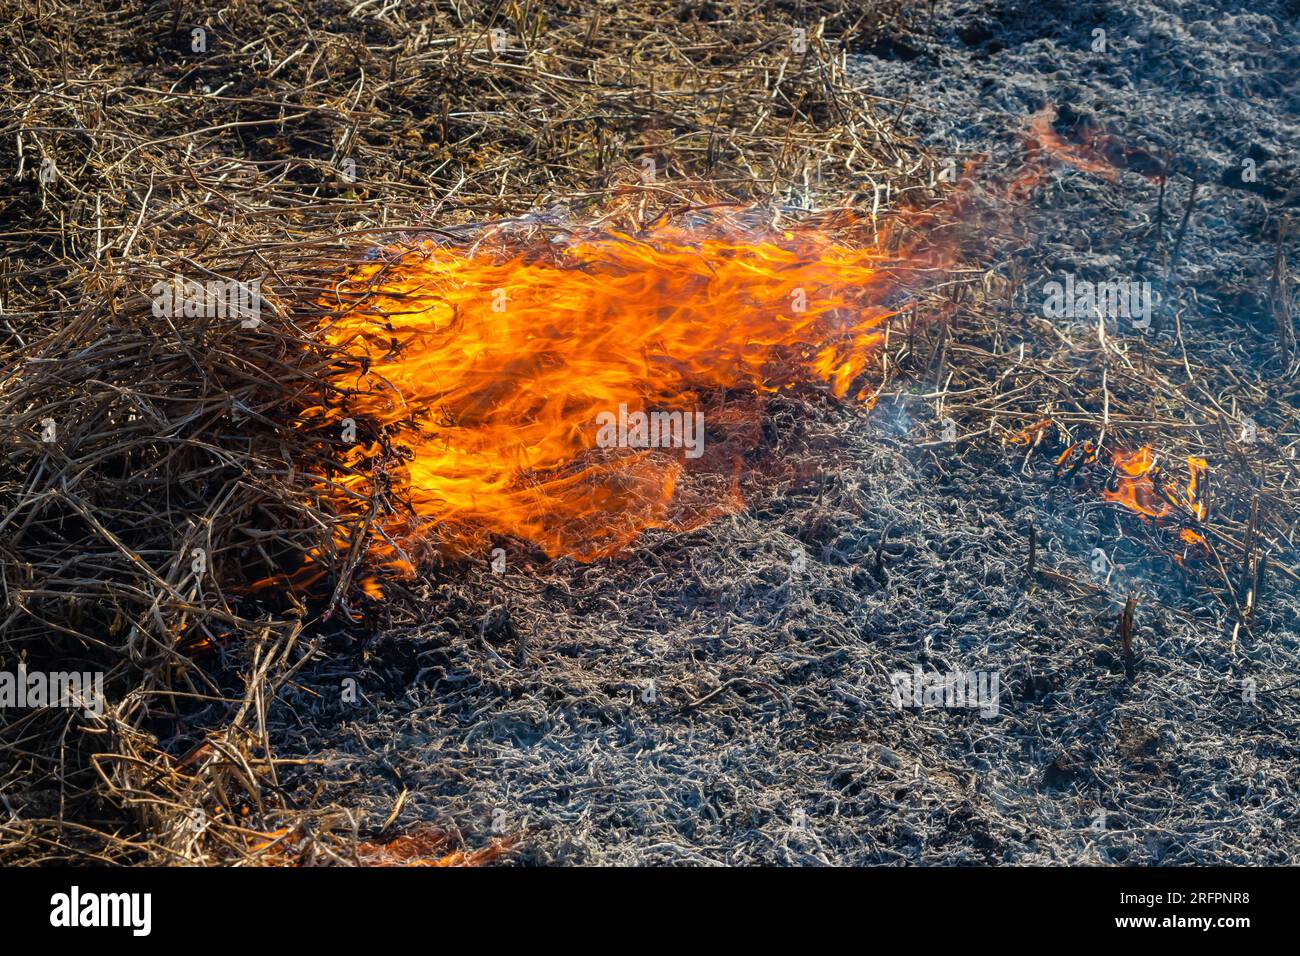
274,1,1300,865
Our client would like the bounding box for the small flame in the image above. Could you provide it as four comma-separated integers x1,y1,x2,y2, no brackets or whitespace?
1008,417,1055,446
1101,446,1208,530
356,826,515,867
1025,423,1210,560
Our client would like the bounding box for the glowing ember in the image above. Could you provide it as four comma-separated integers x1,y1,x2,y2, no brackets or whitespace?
311,209,922,564
356,826,514,867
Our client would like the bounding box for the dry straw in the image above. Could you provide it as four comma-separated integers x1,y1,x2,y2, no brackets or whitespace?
0,0,930,864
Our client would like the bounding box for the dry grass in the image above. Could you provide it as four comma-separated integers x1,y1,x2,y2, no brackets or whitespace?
0,0,938,864
4,0,1295,866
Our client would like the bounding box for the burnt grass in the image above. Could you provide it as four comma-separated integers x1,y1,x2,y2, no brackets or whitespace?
3,0,1299,865
262,1,1300,864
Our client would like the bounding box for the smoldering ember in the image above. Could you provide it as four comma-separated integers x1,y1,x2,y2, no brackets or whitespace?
1,0,1298,897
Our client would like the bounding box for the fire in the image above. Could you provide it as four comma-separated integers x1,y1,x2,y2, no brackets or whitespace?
1102,446,1208,529
1041,429,1210,554
290,110,1151,584
1022,106,1120,183
356,826,515,867
311,209,921,564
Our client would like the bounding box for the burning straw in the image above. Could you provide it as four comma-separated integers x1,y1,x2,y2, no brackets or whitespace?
7,0,1292,868
0,0,931,863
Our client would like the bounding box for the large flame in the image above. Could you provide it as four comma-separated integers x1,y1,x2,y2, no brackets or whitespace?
311,209,920,564
291,107,1149,584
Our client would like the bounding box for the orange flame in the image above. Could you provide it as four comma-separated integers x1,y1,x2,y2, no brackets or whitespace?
1099,446,1209,555
1032,425,1209,558
311,209,923,564
286,111,1151,588
1024,107,1120,183
356,826,515,867
1102,446,1207,526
